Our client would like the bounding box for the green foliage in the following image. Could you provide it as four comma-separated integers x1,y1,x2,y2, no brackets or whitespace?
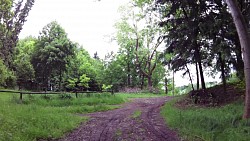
134,0,152,7
66,74,90,90
66,79,78,89
0,59,16,87
161,98,250,141
102,53,127,90
0,0,35,67
156,0,246,89
152,62,165,88
65,48,102,91
102,84,113,91
14,37,36,81
0,59,10,86
31,21,76,90
227,73,242,83
111,2,166,90
0,0,34,87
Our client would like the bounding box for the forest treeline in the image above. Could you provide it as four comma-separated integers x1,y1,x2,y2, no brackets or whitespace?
0,0,249,94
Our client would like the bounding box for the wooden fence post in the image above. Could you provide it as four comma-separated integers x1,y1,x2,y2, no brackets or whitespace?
20,92,23,100
75,92,78,98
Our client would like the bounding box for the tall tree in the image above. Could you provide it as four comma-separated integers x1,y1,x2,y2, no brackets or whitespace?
115,19,138,87
156,0,246,91
157,0,208,89
13,36,36,88
0,0,35,67
102,52,127,91
32,21,75,91
65,47,104,91
226,0,250,119
116,2,166,90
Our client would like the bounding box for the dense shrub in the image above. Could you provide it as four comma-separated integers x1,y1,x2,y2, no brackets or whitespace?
0,59,16,88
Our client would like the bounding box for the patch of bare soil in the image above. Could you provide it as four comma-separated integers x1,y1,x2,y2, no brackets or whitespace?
55,97,180,141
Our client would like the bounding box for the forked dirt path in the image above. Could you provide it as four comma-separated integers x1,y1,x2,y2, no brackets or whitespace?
58,96,180,141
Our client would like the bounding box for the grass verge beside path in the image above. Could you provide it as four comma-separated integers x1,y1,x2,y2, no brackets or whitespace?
0,92,164,141
161,97,250,141
0,92,125,141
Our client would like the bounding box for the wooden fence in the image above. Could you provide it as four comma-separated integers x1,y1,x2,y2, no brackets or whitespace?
0,90,114,100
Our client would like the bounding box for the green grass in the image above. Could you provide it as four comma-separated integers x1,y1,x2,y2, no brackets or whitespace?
161,97,250,141
131,110,142,119
0,92,126,141
0,92,164,141
115,129,123,136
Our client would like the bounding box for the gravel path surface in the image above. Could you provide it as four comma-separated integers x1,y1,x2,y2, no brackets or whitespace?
57,96,180,141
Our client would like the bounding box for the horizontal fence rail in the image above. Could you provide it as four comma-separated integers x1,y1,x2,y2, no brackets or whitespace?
0,90,114,100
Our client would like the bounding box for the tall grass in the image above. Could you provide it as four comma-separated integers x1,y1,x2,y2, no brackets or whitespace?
161,97,250,141
0,92,125,141
0,92,164,141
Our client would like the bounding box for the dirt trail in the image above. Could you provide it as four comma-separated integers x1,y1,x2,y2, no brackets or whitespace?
58,96,180,141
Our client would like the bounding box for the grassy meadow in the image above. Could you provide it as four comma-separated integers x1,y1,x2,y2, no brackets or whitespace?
0,91,164,141
0,92,125,141
161,97,250,141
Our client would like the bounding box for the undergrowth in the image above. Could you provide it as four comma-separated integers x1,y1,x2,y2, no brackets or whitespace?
161,97,250,141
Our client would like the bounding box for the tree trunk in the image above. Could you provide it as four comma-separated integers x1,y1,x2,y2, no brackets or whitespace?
195,44,206,90
236,49,245,79
172,70,175,96
218,52,227,94
147,75,153,92
147,57,153,91
193,25,205,90
59,68,62,91
194,41,205,89
165,77,168,94
195,62,199,90
127,60,131,86
185,64,194,91
141,74,145,90
226,0,250,119
198,60,206,90
235,39,245,79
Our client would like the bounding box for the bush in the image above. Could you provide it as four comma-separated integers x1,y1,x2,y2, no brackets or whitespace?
0,59,16,88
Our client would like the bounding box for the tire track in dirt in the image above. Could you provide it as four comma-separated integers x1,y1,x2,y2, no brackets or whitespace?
141,99,179,141
56,96,180,141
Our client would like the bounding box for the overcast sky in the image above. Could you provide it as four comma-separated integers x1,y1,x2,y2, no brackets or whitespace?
20,0,129,58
